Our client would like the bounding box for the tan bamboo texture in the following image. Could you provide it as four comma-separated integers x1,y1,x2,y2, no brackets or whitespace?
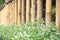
37,0,43,21
26,0,30,23
31,0,36,22
15,0,18,23
0,0,60,29
18,0,22,23
46,0,52,26
56,0,60,29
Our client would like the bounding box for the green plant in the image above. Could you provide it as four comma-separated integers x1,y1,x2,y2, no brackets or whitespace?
0,22,60,40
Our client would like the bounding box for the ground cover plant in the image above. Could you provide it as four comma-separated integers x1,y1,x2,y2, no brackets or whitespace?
0,21,60,40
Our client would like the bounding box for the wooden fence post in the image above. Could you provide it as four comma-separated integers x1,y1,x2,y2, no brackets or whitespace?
22,0,25,23
37,0,43,21
18,0,22,23
26,0,30,23
46,0,52,27
31,0,36,22
15,0,18,23
1,4,9,24
56,0,60,29
5,0,15,24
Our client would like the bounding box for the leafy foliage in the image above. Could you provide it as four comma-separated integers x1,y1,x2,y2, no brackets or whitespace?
0,0,5,10
0,22,60,40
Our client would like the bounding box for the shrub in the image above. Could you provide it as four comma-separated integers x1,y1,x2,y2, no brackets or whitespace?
0,22,60,40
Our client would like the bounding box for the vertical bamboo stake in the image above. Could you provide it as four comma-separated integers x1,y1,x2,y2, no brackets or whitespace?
4,0,9,24
56,0,60,29
15,0,18,23
37,0,43,21
12,0,15,23
8,1,15,24
12,0,15,24
22,0,25,23
26,0,30,23
46,0,52,26
18,0,22,23
31,0,36,22
4,5,9,24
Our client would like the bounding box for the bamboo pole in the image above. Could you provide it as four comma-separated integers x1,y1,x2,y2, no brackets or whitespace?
26,0,30,23
2,4,9,24
37,0,43,21
13,0,15,23
22,0,25,23
18,0,22,23
15,0,18,23
8,1,15,24
31,0,36,22
46,0,52,26
56,0,60,29
5,0,9,24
